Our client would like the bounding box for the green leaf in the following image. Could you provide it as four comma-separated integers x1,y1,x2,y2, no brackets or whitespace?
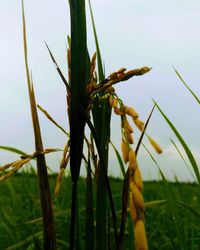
110,141,126,178
69,0,88,183
170,138,195,180
88,0,104,81
178,200,200,219
142,142,167,181
145,199,167,208
154,100,200,184
5,232,42,250
0,146,27,156
174,67,200,104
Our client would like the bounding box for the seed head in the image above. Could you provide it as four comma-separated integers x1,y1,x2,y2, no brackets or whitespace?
148,136,162,154
114,107,125,116
124,117,133,133
130,182,145,211
116,67,127,74
121,139,129,163
129,192,138,221
126,107,139,120
109,95,118,108
134,118,144,131
106,86,115,93
128,149,137,170
127,132,134,144
134,168,143,191
108,71,118,80
134,219,148,250
55,168,65,196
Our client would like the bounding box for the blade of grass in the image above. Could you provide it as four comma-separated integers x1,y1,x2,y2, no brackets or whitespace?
110,141,126,178
178,200,200,219
154,100,200,185
141,142,166,181
22,1,56,249
173,67,200,104
5,232,42,250
0,146,27,156
170,138,195,180
88,0,104,81
88,1,113,248
145,199,167,208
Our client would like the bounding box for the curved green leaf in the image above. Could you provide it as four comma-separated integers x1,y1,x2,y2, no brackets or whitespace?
0,146,27,156
154,101,200,184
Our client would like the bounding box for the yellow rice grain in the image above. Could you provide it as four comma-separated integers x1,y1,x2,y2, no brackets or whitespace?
148,136,162,154
128,149,137,170
127,107,139,120
130,182,145,211
129,192,137,221
121,139,129,163
134,118,144,131
134,219,148,250
124,117,133,133
134,168,143,191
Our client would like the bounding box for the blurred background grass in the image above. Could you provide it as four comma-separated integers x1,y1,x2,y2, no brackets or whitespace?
0,172,200,249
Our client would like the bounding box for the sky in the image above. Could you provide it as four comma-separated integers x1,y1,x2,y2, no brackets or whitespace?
0,0,200,182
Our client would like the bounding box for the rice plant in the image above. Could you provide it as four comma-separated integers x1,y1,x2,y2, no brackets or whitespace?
3,1,196,250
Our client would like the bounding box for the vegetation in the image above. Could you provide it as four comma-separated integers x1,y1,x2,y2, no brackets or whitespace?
0,174,200,249
0,0,199,249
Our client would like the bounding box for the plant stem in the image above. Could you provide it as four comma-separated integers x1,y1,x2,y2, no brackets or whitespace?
22,1,56,248
70,181,78,250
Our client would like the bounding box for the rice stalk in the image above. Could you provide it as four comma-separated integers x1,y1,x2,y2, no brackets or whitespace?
46,43,118,248
22,1,56,248
85,150,94,250
88,1,112,247
67,0,90,248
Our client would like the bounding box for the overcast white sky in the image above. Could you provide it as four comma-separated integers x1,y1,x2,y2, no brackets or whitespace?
0,0,199,181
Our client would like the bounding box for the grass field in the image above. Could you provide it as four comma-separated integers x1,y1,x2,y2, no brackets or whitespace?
0,173,199,250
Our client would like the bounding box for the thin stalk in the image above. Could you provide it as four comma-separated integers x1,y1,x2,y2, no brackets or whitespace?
85,155,94,250
88,2,113,248
70,182,78,250
22,1,56,248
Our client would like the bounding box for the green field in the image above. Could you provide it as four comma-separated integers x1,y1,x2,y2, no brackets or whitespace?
0,173,199,249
